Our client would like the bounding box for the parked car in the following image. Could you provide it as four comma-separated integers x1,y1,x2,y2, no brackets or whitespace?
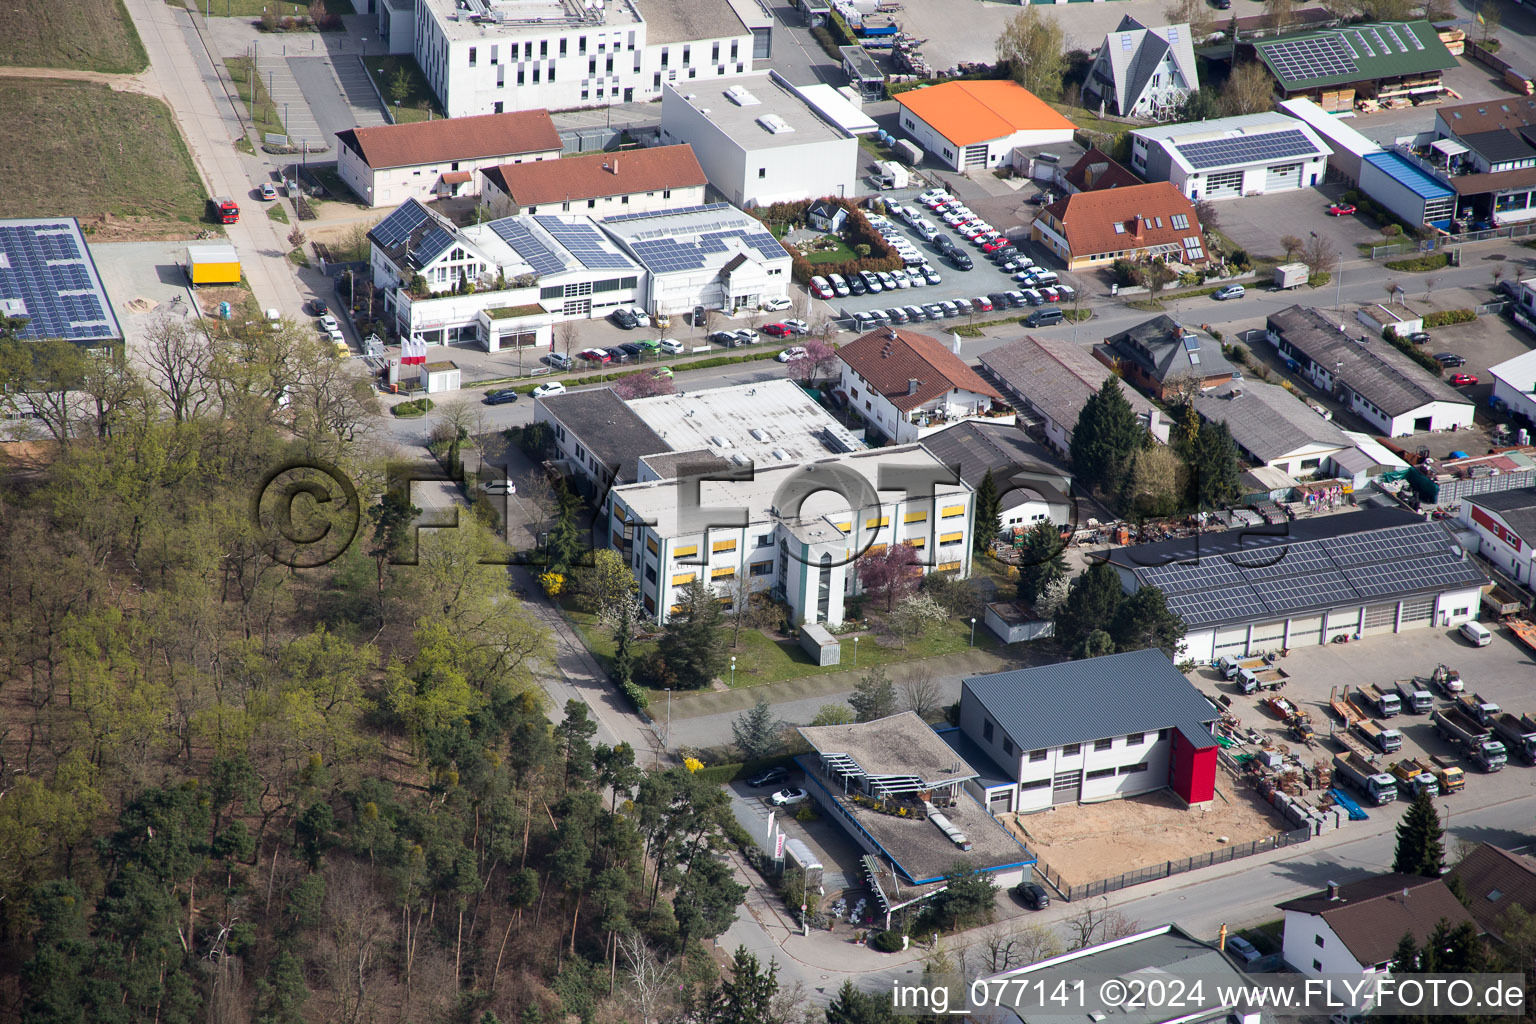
1213,284,1245,300
1038,286,1061,303
762,323,794,337
611,308,640,329
530,381,566,397
904,304,929,322
987,292,1010,311
776,346,808,363
1435,352,1466,367
1226,936,1262,964
483,388,519,405
1212,0,1231,8
938,300,959,318
760,296,792,312
769,787,808,807
921,265,942,285
1327,203,1358,216
1013,882,1051,910
877,271,899,290
1407,330,1431,344
1021,288,1045,306
886,306,910,324
308,298,329,316
849,274,868,295
318,314,339,332
629,308,652,327
652,366,674,379
546,351,573,370
732,329,759,346
1055,284,1078,303
861,270,884,293
659,338,686,354
1005,290,1028,308
259,182,278,200
954,298,973,317
782,319,809,334
614,342,644,360
972,295,993,313
1461,620,1493,646
480,478,516,495
1026,307,1064,327
981,238,1011,253
747,766,789,788
1451,373,1479,386
265,308,281,323
829,273,851,297
811,276,834,299
635,337,662,353
578,347,612,364
947,251,974,270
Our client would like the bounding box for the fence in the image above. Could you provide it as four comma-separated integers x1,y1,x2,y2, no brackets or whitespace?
1476,300,1510,316
1369,221,1536,260
1033,826,1312,902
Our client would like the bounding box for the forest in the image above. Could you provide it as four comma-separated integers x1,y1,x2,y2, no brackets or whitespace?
0,316,760,1024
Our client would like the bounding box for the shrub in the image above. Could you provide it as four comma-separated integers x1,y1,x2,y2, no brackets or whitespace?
869,930,906,953
1381,223,1403,238
1343,189,1360,203
1423,309,1476,328
1382,326,1445,375
1383,253,1450,273
391,397,434,417
621,681,649,709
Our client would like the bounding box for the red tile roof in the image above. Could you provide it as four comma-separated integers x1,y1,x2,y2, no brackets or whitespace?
838,328,1004,413
335,110,562,170
1063,148,1143,192
1038,182,1205,260
481,145,707,208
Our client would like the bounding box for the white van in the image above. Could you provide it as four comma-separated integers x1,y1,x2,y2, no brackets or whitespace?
1460,621,1492,647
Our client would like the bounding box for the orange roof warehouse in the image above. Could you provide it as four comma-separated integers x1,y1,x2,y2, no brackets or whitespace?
895,80,1076,172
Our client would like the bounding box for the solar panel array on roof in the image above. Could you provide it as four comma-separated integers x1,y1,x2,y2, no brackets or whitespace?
604,202,729,224
534,217,633,270
369,200,432,250
1177,129,1320,170
1132,520,1482,627
1262,35,1356,83
626,229,785,272
0,219,121,343
489,219,567,275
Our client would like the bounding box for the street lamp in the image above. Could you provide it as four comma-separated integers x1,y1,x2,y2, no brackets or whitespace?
970,616,977,647
852,635,859,666
665,688,672,749
730,655,736,687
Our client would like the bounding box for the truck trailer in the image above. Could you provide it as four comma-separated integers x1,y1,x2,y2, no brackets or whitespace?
1274,262,1308,289
1394,679,1434,714
1491,712,1536,764
186,244,241,286
1352,718,1404,754
1333,752,1397,805
1456,692,1501,727
1432,706,1508,772
1359,683,1402,718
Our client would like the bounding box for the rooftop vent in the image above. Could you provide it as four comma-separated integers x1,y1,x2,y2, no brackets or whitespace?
725,84,761,106
757,114,795,134
928,812,971,851
907,378,920,395
749,428,768,441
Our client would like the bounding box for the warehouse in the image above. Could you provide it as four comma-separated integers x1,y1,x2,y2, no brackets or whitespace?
957,649,1220,814
0,217,122,348
895,80,1075,172
1358,150,1457,230
1459,488,1536,588
1191,380,1353,477
1105,507,1487,663
1277,98,1383,186
1250,20,1457,112
1130,112,1331,201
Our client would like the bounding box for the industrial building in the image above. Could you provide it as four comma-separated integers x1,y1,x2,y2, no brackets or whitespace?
1490,348,1536,429
1265,305,1474,436
0,217,122,348
1105,507,1488,663
895,80,1075,172
919,421,1074,531
1250,20,1457,111
658,71,859,207
1278,97,1383,185
1459,488,1536,588
956,649,1220,814
601,202,792,314
1130,112,1331,201
1191,380,1353,478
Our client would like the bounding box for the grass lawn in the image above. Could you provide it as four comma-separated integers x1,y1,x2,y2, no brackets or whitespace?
362,54,443,123
0,0,147,73
801,237,856,264
226,56,286,137
267,203,290,224
1384,252,1450,272
0,79,206,233
196,0,355,15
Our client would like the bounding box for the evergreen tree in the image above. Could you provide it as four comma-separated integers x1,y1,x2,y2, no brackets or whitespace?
554,699,599,792
612,600,636,688
936,863,999,930
546,483,585,572
1393,789,1446,877
1070,377,1142,498
1390,931,1420,973
973,469,1003,556
1016,521,1067,606
848,666,899,723
731,696,781,760
825,980,898,1024
1187,419,1243,511
675,856,748,948
658,579,727,689
1082,629,1116,658
703,946,779,1024
1053,562,1124,656
1109,585,1186,654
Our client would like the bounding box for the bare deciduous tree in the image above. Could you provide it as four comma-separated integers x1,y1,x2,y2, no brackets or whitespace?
556,318,582,360
977,921,1064,973
1067,899,1142,950
618,931,678,1024
1280,235,1305,262
1301,234,1338,277
143,315,216,422
901,666,944,718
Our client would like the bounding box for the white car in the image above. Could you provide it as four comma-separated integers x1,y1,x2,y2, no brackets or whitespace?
769,787,808,807
530,381,567,398
782,318,809,334
630,308,651,327
264,308,280,322
318,314,339,332
659,338,686,354
776,346,808,362
480,478,516,495
760,296,793,312
327,328,346,347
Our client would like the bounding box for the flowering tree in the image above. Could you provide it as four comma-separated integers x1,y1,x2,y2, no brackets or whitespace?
613,370,675,399
786,339,839,385
856,541,922,610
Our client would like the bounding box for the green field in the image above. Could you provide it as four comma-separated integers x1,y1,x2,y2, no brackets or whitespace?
0,0,147,73
187,0,355,17
225,56,287,137
0,79,207,233
362,55,443,123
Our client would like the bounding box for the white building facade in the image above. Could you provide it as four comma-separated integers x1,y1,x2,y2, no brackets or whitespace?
1083,17,1198,120
602,202,792,314
1130,112,1331,201
659,72,858,207
1490,346,1536,428
1460,490,1536,587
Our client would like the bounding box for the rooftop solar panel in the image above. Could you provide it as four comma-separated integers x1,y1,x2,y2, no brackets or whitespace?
489,219,567,275
1229,538,1335,579
1165,583,1270,626
535,216,635,271
369,200,432,250
0,219,122,343
1349,551,1483,599
1323,521,1451,565
1255,570,1359,614
1178,128,1320,170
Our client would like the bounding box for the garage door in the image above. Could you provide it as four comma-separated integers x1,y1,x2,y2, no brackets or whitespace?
963,144,989,167
989,790,1014,815
1287,615,1323,647
1400,595,1435,627
1249,621,1287,653
1326,608,1360,638
1051,771,1081,805
1204,169,1243,198
1265,163,1303,191
1213,626,1249,655
1362,602,1397,636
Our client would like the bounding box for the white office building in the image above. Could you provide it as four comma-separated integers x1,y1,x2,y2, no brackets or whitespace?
1130,112,1331,201
602,202,791,314
405,0,754,118
659,71,859,207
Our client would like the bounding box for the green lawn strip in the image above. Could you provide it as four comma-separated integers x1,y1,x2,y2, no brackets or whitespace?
1383,252,1450,272
205,0,355,14
480,347,784,393
266,203,289,223
0,0,148,73
0,79,206,228
225,56,285,136
362,54,443,122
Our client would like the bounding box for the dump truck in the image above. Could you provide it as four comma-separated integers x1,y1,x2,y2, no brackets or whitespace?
1274,262,1309,290
185,244,241,286
1389,759,1439,799
1353,718,1404,754
1431,664,1464,696
1428,754,1467,794
1394,679,1434,714
1262,696,1315,743
1455,692,1501,727
1432,706,1508,772
1359,683,1402,718
1235,663,1289,694
1331,685,1363,726
1218,654,1282,680
1491,712,1536,765
1483,586,1523,617
1333,752,1397,805
208,196,240,224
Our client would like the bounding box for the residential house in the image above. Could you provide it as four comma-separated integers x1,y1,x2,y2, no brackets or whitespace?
1278,874,1476,977
477,144,707,219
1095,315,1236,401
1059,148,1143,195
1459,488,1536,588
1448,843,1536,942
1031,182,1208,270
1083,17,1198,121
806,200,847,232
919,420,1074,530
836,327,1007,443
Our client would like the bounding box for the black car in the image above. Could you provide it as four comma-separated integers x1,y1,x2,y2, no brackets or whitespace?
849,274,869,295
747,766,789,788
1212,0,1231,8
309,298,329,316
1407,331,1431,344
990,247,1020,262
948,251,974,270
987,292,1010,311
611,308,640,329
1435,352,1466,367
1013,882,1050,910
615,342,644,360
483,388,519,405
932,233,952,250
1026,307,1063,327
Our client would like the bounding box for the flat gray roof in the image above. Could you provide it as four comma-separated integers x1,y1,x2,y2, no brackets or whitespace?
629,379,863,463
800,712,980,786
644,0,747,43
422,0,638,41
538,387,667,483
664,72,849,150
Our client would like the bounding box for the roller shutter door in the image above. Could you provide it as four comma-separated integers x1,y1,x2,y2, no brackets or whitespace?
963,143,989,167
1213,626,1250,655
1326,608,1360,638
989,790,1014,814
1287,615,1323,647
1249,621,1287,653
1265,163,1303,191
1204,169,1243,198
1362,602,1397,635
1399,595,1435,627
1051,771,1081,805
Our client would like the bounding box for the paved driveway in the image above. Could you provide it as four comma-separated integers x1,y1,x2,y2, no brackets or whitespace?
1211,186,1381,263
290,55,386,144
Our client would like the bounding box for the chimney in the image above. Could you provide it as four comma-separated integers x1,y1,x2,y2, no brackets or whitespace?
908,378,920,395
1327,881,1341,900
611,155,619,174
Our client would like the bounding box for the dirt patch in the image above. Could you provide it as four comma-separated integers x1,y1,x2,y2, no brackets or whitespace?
1001,786,1292,887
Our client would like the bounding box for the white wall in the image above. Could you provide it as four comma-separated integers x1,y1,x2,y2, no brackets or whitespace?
1459,509,1536,584
1359,158,1432,228
1381,399,1475,437
480,176,706,219
897,108,1073,172
1173,156,1328,201
1264,441,1349,478
643,257,790,314
1282,912,1371,978
340,144,559,208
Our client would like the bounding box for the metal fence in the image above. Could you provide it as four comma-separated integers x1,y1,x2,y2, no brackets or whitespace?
1476,300,1510,316
1371,221,1536,260
1033,826,1312,902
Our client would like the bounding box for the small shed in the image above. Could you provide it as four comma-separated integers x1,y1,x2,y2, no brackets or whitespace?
798,622,840,666
806,201,847,233
420,360,461,394
983,601,1054,643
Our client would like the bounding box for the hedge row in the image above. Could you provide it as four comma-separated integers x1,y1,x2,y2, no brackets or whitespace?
754,198,904,284
1422,308,1476,328
498,349,781,394
1383,326,1446,375
1383,252,1450,273
691,754,797,786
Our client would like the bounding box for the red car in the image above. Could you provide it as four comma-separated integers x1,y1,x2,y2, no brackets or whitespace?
761,323,793,337
1450,373,1479,386
981,238,1010,253
1327,203,1357,216
578,348,612,364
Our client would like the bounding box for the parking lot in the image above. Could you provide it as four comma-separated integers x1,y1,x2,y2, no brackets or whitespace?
1188,618,1536,806
1402,284,1534,411
1212,187,1378,264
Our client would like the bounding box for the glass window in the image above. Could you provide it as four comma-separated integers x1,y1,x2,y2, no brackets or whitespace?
1094,738,1112,752
1127,733,1144,745
1062,743,1081,756
982,719,994,742
1029,749,1047,762
1003,738,1014,756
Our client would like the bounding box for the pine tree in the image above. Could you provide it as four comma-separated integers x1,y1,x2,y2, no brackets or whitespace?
612,601,636,688
973,469,1003,555
1393,789,1445,877
848,666,898,722
1016,521,1068,606
1053,562,1124,656
1390,931,1420,973
1109,585,1186,654
825,980,897,1024
658,579,727,689
731,696,780,760
1188,419,1243,511
703,946,779,1024
1070,377,1142,497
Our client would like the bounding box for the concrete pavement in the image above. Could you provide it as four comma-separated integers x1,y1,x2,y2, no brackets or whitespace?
123,0,309,317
